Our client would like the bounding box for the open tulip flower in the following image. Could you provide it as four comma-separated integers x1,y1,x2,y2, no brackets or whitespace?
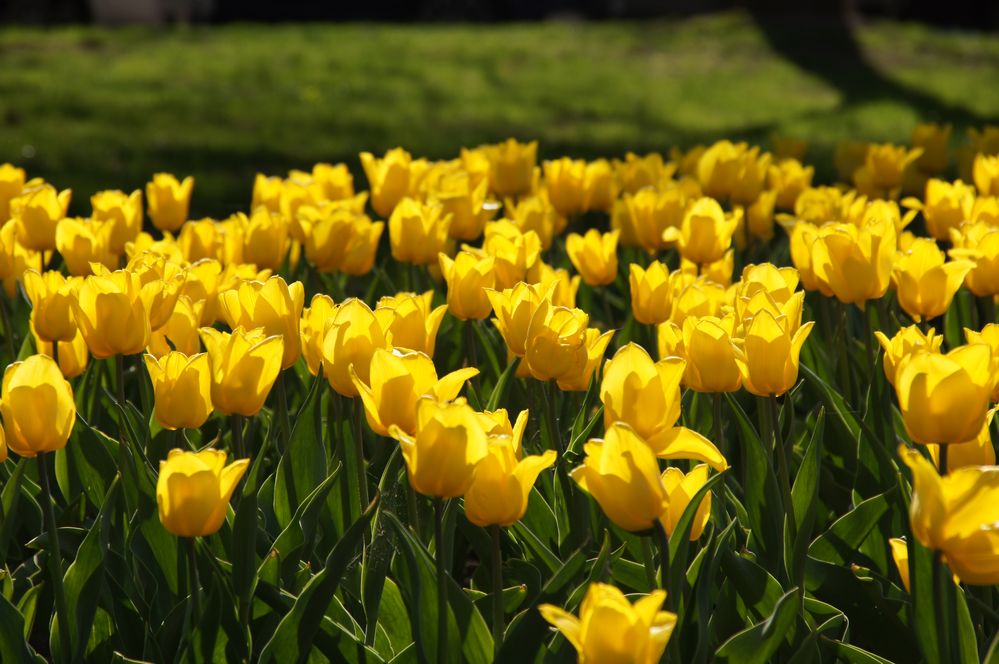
809,214,896,306
219,275,305,369
322,297,387,397
566,228,619,287
486,281,552,359
200,326,284,417
374,290,447,357
146,173,194,232
875,324,943,387
949,220,999,297
72,266,151,358
733,307,814,397
157,448,249,538
891,237,974,322
144,351,213,431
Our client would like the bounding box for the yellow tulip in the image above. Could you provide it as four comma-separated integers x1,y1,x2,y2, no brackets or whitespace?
429,169,496,241
10,183,71,251
966,325,999,401
486,282,551,358
175,218,220,262
532,262,580,308
146,173,194,232
90,189,143,255
747,189,777,241
389,398,489,498
675,315,742,393
663,197,740,266
974,154,999,196
322,298,387,398
505,192,562,251
144,352,213,430
566,229,619,287
360,148,416,218
157,449,249,538
524,299,589,383
200,326,284,417
72,268,151,358
128,256,188,331
874,324,943,387
218,276,304,369
311,162,355,201
0,163,26,222
904,179,975,241
543,157,587,217
912,122,951,175
338,213,383,277
147,295,205,359
929,408,997,472
55,217,116,276
539,583,676,664
0,354,75,457
891,238,974,322
583,159,617,212
389,197,452,265
600,344,727,469
252,174,283,213
32,321,88,379
899,445,999,584
949,221,999,297
697,139,748,201
768,159,813,211
622,184,694,254
809,215,896,306
241,206,289,271
0,219,38,297
894,345,994,445
299,294,336,375
788,223,831,296
735,262,800,305
629,261,672,325
670,276,727,325
735,290,806,337
438,251,496,321
350,347,478,437
479,220,541,290
853,144,922,199
734,308,814,397
299,206,383,276
22,270,79,343
374,290,446,358
484,139,537,197
614,152,669,194
681,248,734,287
889,537,911,592
660,464,712,540
557,327,615,392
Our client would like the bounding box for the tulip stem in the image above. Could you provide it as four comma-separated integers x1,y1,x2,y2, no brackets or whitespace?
932,447,955,664
653,518,671,603
0,295,15,362
38,452,71,664
231,414,245,459
51,339,59,369
981,295,997,326
641,535,657,591
435,498,448,664
464,320,479,371
275,371,292,452
768,394,796,548
185,537,201,628
712,392,725,458
353,397,370,521
489,525,504,656
115,353,126,408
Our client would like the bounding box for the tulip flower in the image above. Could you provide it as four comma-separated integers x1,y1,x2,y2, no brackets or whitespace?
240,206,289,271
157,449,249,538
90,189,143,256
32,322,88,379
874,324,943,387
768,159,813,210
297,293,336,377
374,291,446,358
147,295,205,359
893,344,994,445
146,173,194,232
311,162,355,200
670,277,727,325
219,276,304,369
809,215,896,306
912,122,951,175
322,298,387,398
200,326,284,417
389,197,452,265
949,221,999,297
350,348,478,437
429,169,496,241
747,189,777,241
853,143,922,199
899,445,999,584
54,218,116,276
21,270,79,343
681,249,734,287
0,162,26,222
663,197,740,266
733,308,814,397
10,184,71,252
72,268,151,358
629,261,672,325
438,251,496,320
486,282,551,359
556,327,615,392
0,354,75,456
566,229,619,287
929,408,997,472
889,537,912,592
903,179,975,241
614,152,669,194
533,262,580,308
622,185,692,254
974,154,999,196
299,206,384,276
389,398,489,498
697,139,748,201
144,352,213,430
360,147,416,218
543,157,587,217
524,299,590,383
479,220,541,289
505,192,562,250
660,464,712,540
891,238,974,322
539,583,676,664
483,138,537,197
583,159,617,211
663,315,742,393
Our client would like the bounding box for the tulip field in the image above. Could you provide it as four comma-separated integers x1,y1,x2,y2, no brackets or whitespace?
4,125,999,664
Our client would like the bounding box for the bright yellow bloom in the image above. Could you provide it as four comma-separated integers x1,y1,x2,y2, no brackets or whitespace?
853,144,922,199
429,169,497,241
894,345,994,445
930,408,998,472
543,157,587,217
0,216,37,297
899,445,999,585
583,159,617,212
747,189,777,242
524,299,589,383
389,197,452,265
127,255,187,331
889,537,911,592
539,583,676,664
157,449,249,538
667,315,742,393
697,140,749,201
788,223,830,296
809,215,896,306
299,294,336,376
974,154,999,196
389,398,489,498
566,229,619,287
32,322,88,379
72,268,151,358
906,179,975,241
505,192,562,250
768,159,814,210
621,185,692,254
486,282,551,359
351,348,478,437
874,324,943,387
629,261,672,325
950,221,999,297
734,308,814,397
241,207,289,271
533,263,581,308
252,174,283,213
891,237,974,322
2,354,75,457
22,270,79,343
557,327,614,392
147,295,205,359
374,291,446,357
55,217,116,276
311,162,355,201
322,298,387,398
912,122,951,175
438,251,496,320
10,183,71,252
663,197,740,266
614,152,670,194
175,218,221,263
670,276,727,325
146,173,194,232
479,220,541,290
200,326,284,417
360,148,416,218
482,138,537,197
298,206,383,276
91,189,143,255
0,163,26,222
218,276,304,369
660,464,712,540
144,352,213,430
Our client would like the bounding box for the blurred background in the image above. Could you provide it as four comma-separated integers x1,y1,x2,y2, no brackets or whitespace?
1,0,997,216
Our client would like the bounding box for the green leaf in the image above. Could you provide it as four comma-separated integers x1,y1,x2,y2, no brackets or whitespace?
267,463,342,582
715,587,799,664
485,357,519,412
808,491,890,566
273,371,327,530
828,640,896,664
0,592,36,664
954,586,979,664
790,409,824,585
364,445,405,646
720,550,786,624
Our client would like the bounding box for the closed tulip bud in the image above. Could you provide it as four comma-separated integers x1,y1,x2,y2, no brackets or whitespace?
431,170,497,241
157,449,248,538
200,326,283,416
0,355,75,456
600,344,727,469
505,192,561,250
543,157,587,217
524,299,590,383
351,348,477,437
299,294,336,375
361,148,415,218
623,185,693,254
583,159,616,212
853,144,922,199
875,324,943,387
950,221,999,297
629,261,672,325
146,173,193,232
241,206,289,271
899,445,999,584
734,308,814,397
73,268,151,358
912,123,951,175
539,583,676,664
439,251,496,320
661,464,712,540
566,229,619,287
32,321,88,378
889,537,911,592
144,352,213,430
904,179,975,241
614,152,669,194
374,291,446,358
679,315,742,393
891,238,974,322
486,282,551,358
974,154,999,196
252,174,283,213
464,409,556,526
389,398,489,498
557,327,615,392
663,197,740,266
91,189,143,255
894,344,994,445
219,276,304,369
55,218,116,276
0,163,26,222
322,298,387,397
10,184,71,252
484,138,537,197
810,216,896,306
479,220,541,290
147,295,205,359
22,270,79,342
389,197,452,265
768,159,813,211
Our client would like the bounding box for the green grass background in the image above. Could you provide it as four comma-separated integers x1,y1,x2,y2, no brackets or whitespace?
1,11,998,216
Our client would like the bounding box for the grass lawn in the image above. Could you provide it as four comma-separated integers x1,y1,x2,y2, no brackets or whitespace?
1,11,998,216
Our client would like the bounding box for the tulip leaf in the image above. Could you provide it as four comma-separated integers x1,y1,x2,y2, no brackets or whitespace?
828,640,895,664
808,491,890,566
0,458,30,559
720,549,786,625
363,445,405,646
511,520,561,576
954,586,979,664
274,370,327,530
471,319,503,383
715,587,799,663
485,357,519,412
0,592,35,664
267,462,342,582
790,408,824,586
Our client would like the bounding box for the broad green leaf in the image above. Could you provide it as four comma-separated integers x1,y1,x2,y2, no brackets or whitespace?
715,587,799,663
808,491,890,566
0,592,36,664
273,371,327,530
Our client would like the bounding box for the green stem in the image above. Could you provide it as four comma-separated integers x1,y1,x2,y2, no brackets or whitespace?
712,392,726,459
490,525,504,657
231,414,245,458
933,446,954,664
275,370,292,452
51,340,59,371
435,498,448,664
353,396,370,512
185,537,201,628
464,320,479,370
641,535,657,592
38,453,71,663
653,518,671,603
981,295,997,326
769,394,796,546
540,380,562,453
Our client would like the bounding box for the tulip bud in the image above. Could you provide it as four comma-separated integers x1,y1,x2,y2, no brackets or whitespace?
439,251,496,321
543,157,587,217
10,183,71,252
486,282,551,359
145,352,213,430
0,163,26,222
809,215,896,306
853,144,922,200
891,238,974,322
505,192,561,250
300,294,336,376
72,268,151,358
388,197,452,266
22,270,79,343
566,229,619,287
663,197,740,266
360,148,415,218
0,355,75,456
157,449,248,538
55,218,116,276
974,154,999,196
374,291,446,358
241,206,289,271
91,189,143,255
32,322,88,379
322,298,387,398
629,261,672,325
661,464,712,540
429,169,496,241
146,173,194,232
733,308,813,397
200,326,284,417
218,276,304,369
